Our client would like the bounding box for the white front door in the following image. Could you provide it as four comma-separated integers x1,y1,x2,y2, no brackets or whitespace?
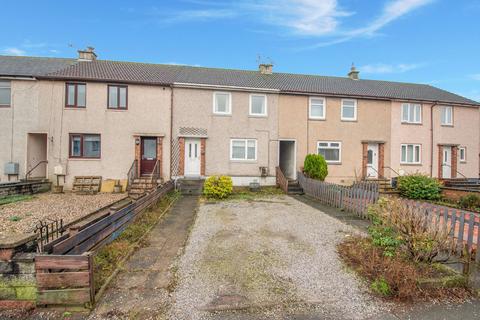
185,138,201,176
442,146,452,179
367,144,379,178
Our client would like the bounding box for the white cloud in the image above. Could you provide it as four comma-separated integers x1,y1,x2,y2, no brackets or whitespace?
154,8,237,23
1,47,26,56
244,0,353,36
470,74,480,81
360,63,423,74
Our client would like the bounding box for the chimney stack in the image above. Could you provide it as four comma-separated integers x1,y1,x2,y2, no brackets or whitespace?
78,47,97,61
259,63,273,75
348,63,359,80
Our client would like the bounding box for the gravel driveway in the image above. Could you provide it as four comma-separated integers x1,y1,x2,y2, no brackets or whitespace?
169,195,388,319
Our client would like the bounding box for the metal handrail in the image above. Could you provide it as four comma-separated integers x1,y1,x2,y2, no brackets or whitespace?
25,160,48,181
383,166,401,177
126,160,138,191
441,164,467,179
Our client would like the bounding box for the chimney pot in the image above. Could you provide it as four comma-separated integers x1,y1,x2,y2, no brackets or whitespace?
259,63,273,75
78,47,97,61
348,63,359,80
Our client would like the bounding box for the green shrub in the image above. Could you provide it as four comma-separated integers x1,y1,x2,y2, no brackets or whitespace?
458,194,480,211
370,277,391,296
303,154,328,181
203,175,233,199
396,174,442,200
367,200,403,257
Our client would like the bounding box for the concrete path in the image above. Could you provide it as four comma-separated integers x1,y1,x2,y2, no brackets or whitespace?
89,195,199,320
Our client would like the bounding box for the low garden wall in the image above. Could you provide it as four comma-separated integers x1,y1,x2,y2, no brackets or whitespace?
0,181,51,198
442,187,480,202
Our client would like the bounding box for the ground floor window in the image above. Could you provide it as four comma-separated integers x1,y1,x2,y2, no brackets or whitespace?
317,141,341,163
69,134,101,158
401,144,421,164
230,139,257,161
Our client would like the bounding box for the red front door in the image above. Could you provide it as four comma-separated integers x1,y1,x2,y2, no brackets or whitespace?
140,137,157,175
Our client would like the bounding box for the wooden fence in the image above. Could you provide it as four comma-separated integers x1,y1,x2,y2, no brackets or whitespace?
297,171,379,219
36,253,94,307
275,167,289,193
404,200,480,262
34,182,174,308
50,181,173,255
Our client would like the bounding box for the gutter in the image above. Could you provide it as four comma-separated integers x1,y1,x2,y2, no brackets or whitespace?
170,85,174,178
173,82,280,93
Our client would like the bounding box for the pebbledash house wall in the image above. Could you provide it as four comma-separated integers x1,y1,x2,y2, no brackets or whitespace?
171,86,279,186
390,101,479,178
278,94,392,184
0,79,172,188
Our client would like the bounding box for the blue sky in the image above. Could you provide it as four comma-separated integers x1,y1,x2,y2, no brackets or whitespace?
1,0,479,101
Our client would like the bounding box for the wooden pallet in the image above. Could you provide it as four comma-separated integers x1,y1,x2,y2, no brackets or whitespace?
72,176,102,194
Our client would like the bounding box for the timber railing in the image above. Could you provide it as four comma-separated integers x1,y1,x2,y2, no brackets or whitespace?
34,181,174,308
297,171,379,219
276,167,289,193
402,200,480,263
126,160,138,191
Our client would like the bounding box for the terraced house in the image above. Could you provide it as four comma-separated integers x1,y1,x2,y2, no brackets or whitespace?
0,49,479,190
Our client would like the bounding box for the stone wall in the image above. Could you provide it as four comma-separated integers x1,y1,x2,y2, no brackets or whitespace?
441,187,480,202
0,181,51,198
0,252,37,309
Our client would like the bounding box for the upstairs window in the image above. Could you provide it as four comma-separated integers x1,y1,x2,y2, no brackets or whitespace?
401,144,421,164
401,103,422,124
108,85,128,109
249,94,267,116
69,134,101,158
230,139,256,161
213,92,231,114
65,83,86,108
317,141,341,163
309,97,325,119
0,80,11,107
441,106,453,126
341,99,357,121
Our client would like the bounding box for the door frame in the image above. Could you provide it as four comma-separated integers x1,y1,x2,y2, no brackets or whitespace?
184,138,201,177
24,131,49,179
140,136,158,175
366,143,379,179
278,139,297,180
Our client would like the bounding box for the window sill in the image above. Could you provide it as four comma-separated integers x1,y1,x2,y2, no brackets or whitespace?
230,160,257,163
326,162,342,165
248,114,268,118
460,161,467,164
401,122,422,126
106,108,128,112
68,157,101,161
308,117,326,121
213,113,232,117
0,105,11,108
440,124,454,127
400,163,422,166
65,107,86,110
340,119,357,122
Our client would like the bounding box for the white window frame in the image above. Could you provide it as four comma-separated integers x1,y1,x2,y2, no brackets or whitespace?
440,106,453,126
0,80,11,107
230,139,257,161
249,94,267,116
459,146,466,163
309,97,326,120
400,144,422,164
317,141,342,164
341,99,357,121
213,91,232,115
401,103,422,124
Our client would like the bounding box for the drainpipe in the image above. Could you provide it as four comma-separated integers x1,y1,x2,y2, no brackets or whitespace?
430,102,439,177
169,85,174,179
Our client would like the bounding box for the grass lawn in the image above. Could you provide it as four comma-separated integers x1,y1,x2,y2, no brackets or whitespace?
0,195,34,206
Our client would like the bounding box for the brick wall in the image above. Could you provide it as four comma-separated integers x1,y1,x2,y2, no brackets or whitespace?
378,143,385,178
0,249,37,310
157,137,163,178
438,145,443,178
361,143,368,178
178,137,185,176
451,146,458,179
200,138,206,176
134,136,141,177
